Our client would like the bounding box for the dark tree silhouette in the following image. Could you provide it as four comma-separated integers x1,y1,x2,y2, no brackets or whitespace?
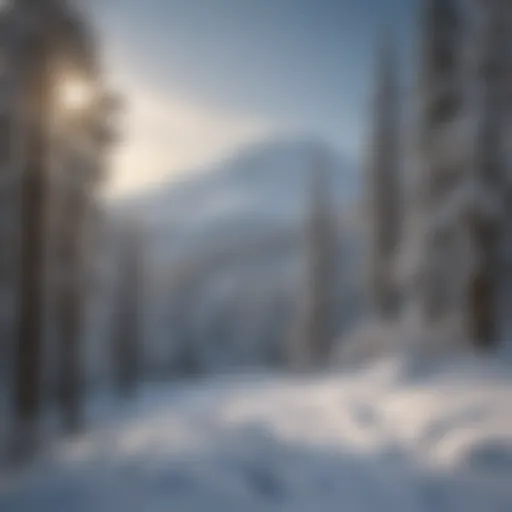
112,221,144,397
366,36,401,318
467,0,509,349
417,0,463,321
297,153,339,367
13,16,53,457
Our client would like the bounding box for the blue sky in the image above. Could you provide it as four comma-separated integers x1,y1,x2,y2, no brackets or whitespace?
94,0,418,195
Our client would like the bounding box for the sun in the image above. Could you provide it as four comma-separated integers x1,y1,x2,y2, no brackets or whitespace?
58,76,94,112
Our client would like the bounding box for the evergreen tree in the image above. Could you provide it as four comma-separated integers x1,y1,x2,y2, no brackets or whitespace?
11,1,54,456
417,0,463,321
296,152,339,367
466,0,510,348
54,178,88,432
366,36,401,318
11,0,114,443
0,8,19,411
53,8,106,434
112,221,144,397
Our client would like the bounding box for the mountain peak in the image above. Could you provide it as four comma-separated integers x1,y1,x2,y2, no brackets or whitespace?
114,135,359,232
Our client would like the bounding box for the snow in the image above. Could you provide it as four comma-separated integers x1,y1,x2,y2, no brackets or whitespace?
1,357,512,511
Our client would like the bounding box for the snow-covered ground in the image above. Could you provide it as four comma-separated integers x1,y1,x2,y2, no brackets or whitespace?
1,356,512,511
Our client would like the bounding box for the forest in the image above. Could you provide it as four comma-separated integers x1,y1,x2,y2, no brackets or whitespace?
1,1,512,511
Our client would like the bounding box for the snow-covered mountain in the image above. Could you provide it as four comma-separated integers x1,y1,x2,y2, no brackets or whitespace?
112,136,363,271
117,137,360,233
104,137,364,375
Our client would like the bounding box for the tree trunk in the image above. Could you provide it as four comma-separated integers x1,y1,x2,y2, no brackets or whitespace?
13,34,50,459
56,186,86,432
469,271,495,349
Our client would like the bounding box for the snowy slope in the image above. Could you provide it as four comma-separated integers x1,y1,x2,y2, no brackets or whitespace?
2,356,512,511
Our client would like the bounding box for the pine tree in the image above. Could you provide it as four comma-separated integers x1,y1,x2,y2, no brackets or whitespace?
112,221,144,397
54,178,88,432
9,0,114,449
12,2,54,456
0,8,20,411
52,8,105,434
417,0,463,321
366,36,401,318
466,0,510,348
297,152,339,367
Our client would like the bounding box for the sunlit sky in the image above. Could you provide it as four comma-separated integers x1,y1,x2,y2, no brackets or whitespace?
93,0,417,197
